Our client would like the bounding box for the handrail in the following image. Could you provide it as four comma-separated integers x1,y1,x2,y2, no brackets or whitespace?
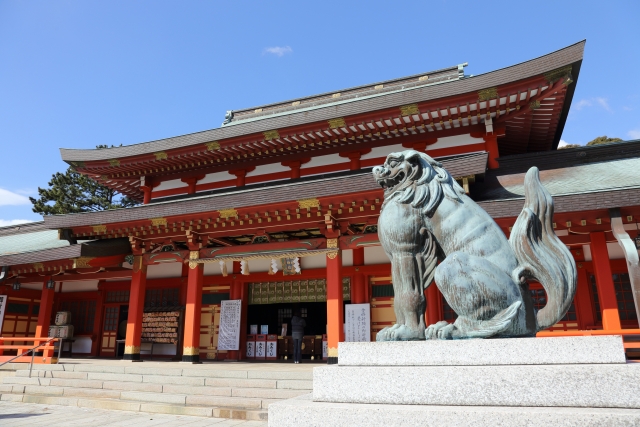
0,337,59,377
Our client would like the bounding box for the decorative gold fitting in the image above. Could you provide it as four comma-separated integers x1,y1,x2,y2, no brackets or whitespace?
478,87,498,101
73,257,95,269
263,130,280,141
92,224,107,233
153,151,168,161
189,251,200,269
108,159,121,167
399,104,420,116
326,238,338,249
217,208,238,219
205,141,220,151
124,345,140,355
150,217,167,227
183,346,199,356
529,100,541,110
328,118,346,129
297,198,320,210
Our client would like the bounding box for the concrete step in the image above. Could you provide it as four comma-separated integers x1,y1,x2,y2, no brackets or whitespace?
231,387,309,399
0,392,268,421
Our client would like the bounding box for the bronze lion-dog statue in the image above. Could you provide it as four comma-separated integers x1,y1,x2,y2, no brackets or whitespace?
372,150,576,340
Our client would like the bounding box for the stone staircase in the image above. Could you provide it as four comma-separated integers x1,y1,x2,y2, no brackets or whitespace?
0,363,313,422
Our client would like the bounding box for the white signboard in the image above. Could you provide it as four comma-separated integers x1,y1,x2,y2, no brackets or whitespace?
345,303,371,342
218,300,241,351
0,295,7,333
266,340,277,358
255,340,266,358
246,341,255,357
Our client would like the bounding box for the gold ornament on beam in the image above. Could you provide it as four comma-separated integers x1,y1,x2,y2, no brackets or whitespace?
477,87,498,101
263,130,280,141
328,118,346,129
205,141,221,151
108,159,121,167
326,238,339,249
150,217,167,227
92,224,107,233
153,151,168,161
189,251,200,269
529,100,541,110
297,198,320,210
73,257,95,269
399,104,420,116
217,208,238,219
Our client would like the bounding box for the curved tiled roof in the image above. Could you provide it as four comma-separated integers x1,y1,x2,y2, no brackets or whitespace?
59,41,585,163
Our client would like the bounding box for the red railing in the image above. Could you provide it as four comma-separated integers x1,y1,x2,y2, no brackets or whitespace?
0,337,60,364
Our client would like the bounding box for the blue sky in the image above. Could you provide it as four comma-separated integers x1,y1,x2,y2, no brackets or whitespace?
1,1,639,225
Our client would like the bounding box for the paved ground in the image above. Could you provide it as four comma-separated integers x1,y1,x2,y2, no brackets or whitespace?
0,401,268,426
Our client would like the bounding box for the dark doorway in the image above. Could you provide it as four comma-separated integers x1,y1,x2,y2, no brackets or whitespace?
247,302,327,337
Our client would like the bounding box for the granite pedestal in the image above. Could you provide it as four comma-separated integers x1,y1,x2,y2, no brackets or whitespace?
269,336,640,426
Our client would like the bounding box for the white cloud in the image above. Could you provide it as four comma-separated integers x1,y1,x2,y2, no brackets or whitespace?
574,99,592,110
573,97,613,113
558,139,570,147
263,46,292,57
0,219,33,227
0,188,31,206
595,97,612,113
628,129,640,139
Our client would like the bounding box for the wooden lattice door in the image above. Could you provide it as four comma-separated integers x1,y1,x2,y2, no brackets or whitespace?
100,305,119,357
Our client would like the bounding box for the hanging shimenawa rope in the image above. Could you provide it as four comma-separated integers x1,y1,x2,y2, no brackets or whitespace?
190,248,337,263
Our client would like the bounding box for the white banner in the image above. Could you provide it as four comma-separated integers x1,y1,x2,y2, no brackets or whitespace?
218,299,242,351
345,303,371,342
0,295,6,333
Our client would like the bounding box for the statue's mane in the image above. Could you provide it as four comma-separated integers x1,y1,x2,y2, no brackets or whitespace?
384,150,466,217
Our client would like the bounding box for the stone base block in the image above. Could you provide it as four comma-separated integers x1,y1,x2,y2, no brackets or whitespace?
269,394,640,427
338,336,626,366
313,363,640,408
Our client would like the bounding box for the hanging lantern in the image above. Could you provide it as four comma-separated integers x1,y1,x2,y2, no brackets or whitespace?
13,280,21,291
46,279,56,290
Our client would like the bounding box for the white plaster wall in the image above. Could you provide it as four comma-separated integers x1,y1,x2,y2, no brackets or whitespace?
301,253,326,269
204,260,232,276
361,144,405,160
147,262,182,279
342,250,353,267
364,246,390,265
59,281,99,292
154,178,187,192
304,153,345,169
72,336,92,353
581,243,627,262
249,258,271,273
198,171,231,185
247,163,289,176
427,134,483,151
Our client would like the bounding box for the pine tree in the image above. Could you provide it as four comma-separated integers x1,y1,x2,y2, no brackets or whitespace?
30,146,138,215
586,136,623,146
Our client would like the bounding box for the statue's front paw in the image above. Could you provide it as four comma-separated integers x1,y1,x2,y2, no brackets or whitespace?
425,321,454,340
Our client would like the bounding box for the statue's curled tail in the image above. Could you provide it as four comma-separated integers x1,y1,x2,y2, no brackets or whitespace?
509,167,577,331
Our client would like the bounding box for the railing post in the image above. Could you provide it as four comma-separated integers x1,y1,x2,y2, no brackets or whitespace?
29,348,35,378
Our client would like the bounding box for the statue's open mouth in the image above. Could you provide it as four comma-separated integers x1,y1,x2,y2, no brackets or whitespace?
377,171,405,191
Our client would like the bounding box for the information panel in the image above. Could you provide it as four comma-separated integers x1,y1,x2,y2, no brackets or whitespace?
218,299,241,351
345,303,371,342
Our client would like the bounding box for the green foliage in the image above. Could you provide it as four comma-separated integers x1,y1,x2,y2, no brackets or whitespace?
586,136,623,146
30,145,138,215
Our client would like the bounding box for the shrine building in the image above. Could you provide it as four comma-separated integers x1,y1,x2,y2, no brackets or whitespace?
1,40,639,364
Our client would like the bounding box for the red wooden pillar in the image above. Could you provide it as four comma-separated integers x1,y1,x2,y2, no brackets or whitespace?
141,186,152,204
351,248,365,303
238,281,249,360
35,277,55,350
483,134,500,169
227,261,242,360
326,238,343,364
590,232,621,330
426,283,442,326
91,281,105,356
124,255,147,361
574,263,596,329
183,252,204,363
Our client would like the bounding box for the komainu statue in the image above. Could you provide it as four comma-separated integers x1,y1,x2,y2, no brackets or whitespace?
372,150,576,340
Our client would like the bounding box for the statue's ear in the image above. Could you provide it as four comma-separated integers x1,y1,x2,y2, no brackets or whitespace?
403,150,422,165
